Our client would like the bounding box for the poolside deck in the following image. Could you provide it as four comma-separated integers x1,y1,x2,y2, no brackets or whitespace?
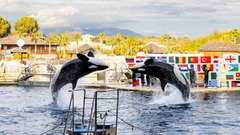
0,74,239,93
77,81,240,93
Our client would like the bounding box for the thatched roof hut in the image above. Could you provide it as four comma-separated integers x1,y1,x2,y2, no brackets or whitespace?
69,43,100,55
146,42,166,54
199,42,240,56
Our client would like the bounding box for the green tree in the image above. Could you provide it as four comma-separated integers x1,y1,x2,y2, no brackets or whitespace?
46,33,58,56
98,33,107,52
124,36,140,56
114,33,125,55
58,31,69,58
0,16,11,38
72,32,82,54
106,37,117,54
98,33,107,43
31,32,43,60
13,16,40,36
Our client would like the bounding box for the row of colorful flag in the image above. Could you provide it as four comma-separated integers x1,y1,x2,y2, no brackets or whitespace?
133,54,240,64
126,54,240,88
143,55,219,64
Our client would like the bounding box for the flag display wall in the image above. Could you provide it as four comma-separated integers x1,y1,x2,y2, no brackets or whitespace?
128,54,240,88
223,54,240,88
131,54,220,87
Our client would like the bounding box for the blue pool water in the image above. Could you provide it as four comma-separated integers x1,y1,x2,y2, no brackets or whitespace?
1,85,240,135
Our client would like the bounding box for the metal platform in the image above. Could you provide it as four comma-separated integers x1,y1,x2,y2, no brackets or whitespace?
63,89,119,135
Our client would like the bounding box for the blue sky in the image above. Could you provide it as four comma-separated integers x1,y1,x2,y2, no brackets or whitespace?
1,0,240,38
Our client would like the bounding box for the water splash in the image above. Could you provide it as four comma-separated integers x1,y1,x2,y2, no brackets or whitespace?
56,84,85,110
149,84,194,105
56,84,72,109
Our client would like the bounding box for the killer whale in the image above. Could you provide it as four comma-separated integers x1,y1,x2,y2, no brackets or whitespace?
131,58,190,101
50,53,108,101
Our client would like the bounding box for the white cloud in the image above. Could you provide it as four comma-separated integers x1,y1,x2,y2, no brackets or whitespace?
34,6,78,27
1,0,240,38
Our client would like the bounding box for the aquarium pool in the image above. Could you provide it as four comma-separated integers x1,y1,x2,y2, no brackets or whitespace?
0,86,240,135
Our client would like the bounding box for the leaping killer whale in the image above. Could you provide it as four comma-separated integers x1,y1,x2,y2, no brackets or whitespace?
50,53,108,101
131,58,190,101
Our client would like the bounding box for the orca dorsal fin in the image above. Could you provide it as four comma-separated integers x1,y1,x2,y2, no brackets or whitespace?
144,59,154,65
77,53,89,61
87,51,94,57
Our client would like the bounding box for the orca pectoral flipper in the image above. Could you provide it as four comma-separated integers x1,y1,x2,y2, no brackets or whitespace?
160,79,167,91
72,78,78,90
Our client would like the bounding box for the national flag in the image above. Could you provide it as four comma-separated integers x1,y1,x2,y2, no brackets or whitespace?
189,64,196,71
136,73,141,78
127,63,135,67
125,58,134,63
190,64,194,69
197,64,202,72
231,81,240,87
136,56,145,59
226,75,234,80
135,56,146,63
168,56,175,63
198,72,205,78
157,56,167,63
227,81,230,87
215,64,219,72
200,56,211,63
224,55,237,63
227,64,239,72
212,56,219,63
149,56,156,60
206,64,215,71
188,56,199,63
210,72,217,79
236,72,240,80
135,56,145,63
185,72,190,79
175,56,186,63
178,64,188,72
136,59,144,63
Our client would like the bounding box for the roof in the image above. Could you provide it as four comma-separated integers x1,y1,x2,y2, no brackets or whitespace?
10,47,28,54
69,43,100,54
0,35,46,45
200,42,240,52
146,42,166,54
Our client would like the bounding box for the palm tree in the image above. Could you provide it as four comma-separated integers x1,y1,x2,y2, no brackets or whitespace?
98,33,107,52
115,33,124,55
58,31,69,58
46,34,58,56
73,32,82,54
31,32,42,60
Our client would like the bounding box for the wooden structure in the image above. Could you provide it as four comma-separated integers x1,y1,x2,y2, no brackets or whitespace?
199,42,240,56
0,35,59,56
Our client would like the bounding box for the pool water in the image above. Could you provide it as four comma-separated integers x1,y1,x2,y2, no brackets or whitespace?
0,85,240,135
